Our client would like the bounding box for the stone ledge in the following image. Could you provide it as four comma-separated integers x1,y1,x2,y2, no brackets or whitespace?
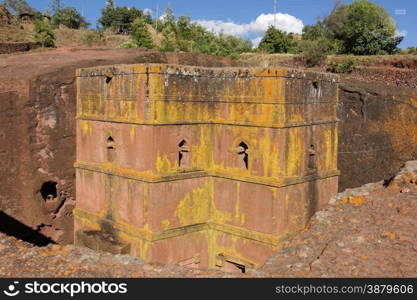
76,116,339,129
73,207,287,247
74,161,340,188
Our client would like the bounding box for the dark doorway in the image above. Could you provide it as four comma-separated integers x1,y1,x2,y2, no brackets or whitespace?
40,181,57,201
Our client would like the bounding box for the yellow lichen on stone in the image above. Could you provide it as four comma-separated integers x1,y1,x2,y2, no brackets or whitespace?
175,180,213,226
80,120,92,136
155,153,173,174
161,220,170,230
285,129,302,177
129,125,136,142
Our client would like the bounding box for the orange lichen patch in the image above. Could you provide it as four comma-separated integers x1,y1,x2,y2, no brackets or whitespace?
350,196,367,206
398,236,411,242
410,98,417,108
302,219,314,231
382,231,397,240
342,196,367,206
397,208,411,216
387,185,401,192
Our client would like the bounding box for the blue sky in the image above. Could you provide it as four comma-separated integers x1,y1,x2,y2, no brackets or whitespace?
27,0,416,48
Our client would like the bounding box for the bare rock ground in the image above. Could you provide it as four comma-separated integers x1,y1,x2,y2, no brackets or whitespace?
0,161,416,278
258,161,417,277
0,233,226,278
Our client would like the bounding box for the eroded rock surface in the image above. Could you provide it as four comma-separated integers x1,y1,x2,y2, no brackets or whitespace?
259,161,417,277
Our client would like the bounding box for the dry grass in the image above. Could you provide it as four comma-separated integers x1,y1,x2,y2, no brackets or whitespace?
239,53,298,68
0,21,133,48
54,28,132,48
147,24,162,47
0,23,35,43
238,53,417,70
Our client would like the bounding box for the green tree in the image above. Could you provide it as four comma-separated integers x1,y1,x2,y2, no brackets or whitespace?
258,26,292,53
143,9,152,24
328,0,402,54
301,21,342,54
131,17,154,48
306,0,403,55
163,4,175,28
34,19,55,47
110,4,252,58
176,16,192,39
302,21,327,41
159,27,177,52
299,38,330,67
51,6,89,29
98,3,145,34
106,0,114,9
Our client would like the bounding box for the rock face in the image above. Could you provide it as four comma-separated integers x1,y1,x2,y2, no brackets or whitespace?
338,79,417,191
74,64,339,271
258,160,417,277
0,49,238,245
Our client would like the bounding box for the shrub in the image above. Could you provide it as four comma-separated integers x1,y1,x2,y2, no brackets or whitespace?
82,30,103,46
328,59,355,73
400,47,417,55
34,19,55,47
299,39,329,67
118,42,135,48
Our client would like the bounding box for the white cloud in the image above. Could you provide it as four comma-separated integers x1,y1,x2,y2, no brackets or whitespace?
248,13,304,35
196,20,250,36
196,13,304,41
396,29,408,37
251,37,262,48
143,8,153,16
159,13,167,21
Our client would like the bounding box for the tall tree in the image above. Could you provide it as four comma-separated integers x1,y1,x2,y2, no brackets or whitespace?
131,17,154,49
328,0,403,54
106,0,114,9
34,19,55,47
98,4,144,33
305,0,403,55
159,26,177,52
258,26,292,53
163,4,175,27
51,7,89,29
